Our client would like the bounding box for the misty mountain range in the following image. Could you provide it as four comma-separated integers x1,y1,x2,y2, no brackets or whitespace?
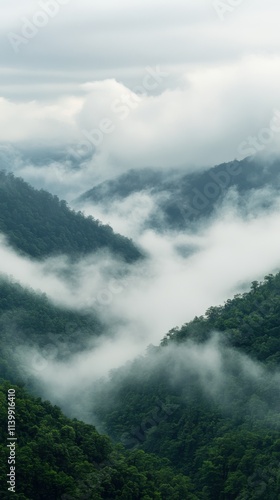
77,155,280,231
1,157,280,498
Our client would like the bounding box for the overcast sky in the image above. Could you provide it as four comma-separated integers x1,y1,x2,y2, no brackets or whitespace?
1,1,280,99
1,0,280,191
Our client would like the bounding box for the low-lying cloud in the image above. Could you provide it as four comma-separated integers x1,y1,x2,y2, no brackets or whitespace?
5,184,280,420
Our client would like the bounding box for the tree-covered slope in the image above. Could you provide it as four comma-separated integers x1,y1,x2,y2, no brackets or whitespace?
0,171,141,261
169,273,280,364
0,380,197,500
0,276,102,383
77,156,280,231
91,272,280,499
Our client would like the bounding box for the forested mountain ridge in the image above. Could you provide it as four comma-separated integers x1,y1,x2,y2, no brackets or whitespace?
77,156,280,231
90,272,280,499
0,170,141,261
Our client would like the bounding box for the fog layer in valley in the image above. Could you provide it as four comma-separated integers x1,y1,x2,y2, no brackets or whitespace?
2,183,280,420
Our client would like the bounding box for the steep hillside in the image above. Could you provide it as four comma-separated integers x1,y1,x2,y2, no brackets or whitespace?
90,273,280,499
0,171,141,262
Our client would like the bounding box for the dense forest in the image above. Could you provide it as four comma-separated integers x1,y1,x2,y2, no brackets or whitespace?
0,171,141,262
0,380,197,499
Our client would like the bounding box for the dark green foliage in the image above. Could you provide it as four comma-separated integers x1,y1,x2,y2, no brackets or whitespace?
0,170,141,261
0,381,196,499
